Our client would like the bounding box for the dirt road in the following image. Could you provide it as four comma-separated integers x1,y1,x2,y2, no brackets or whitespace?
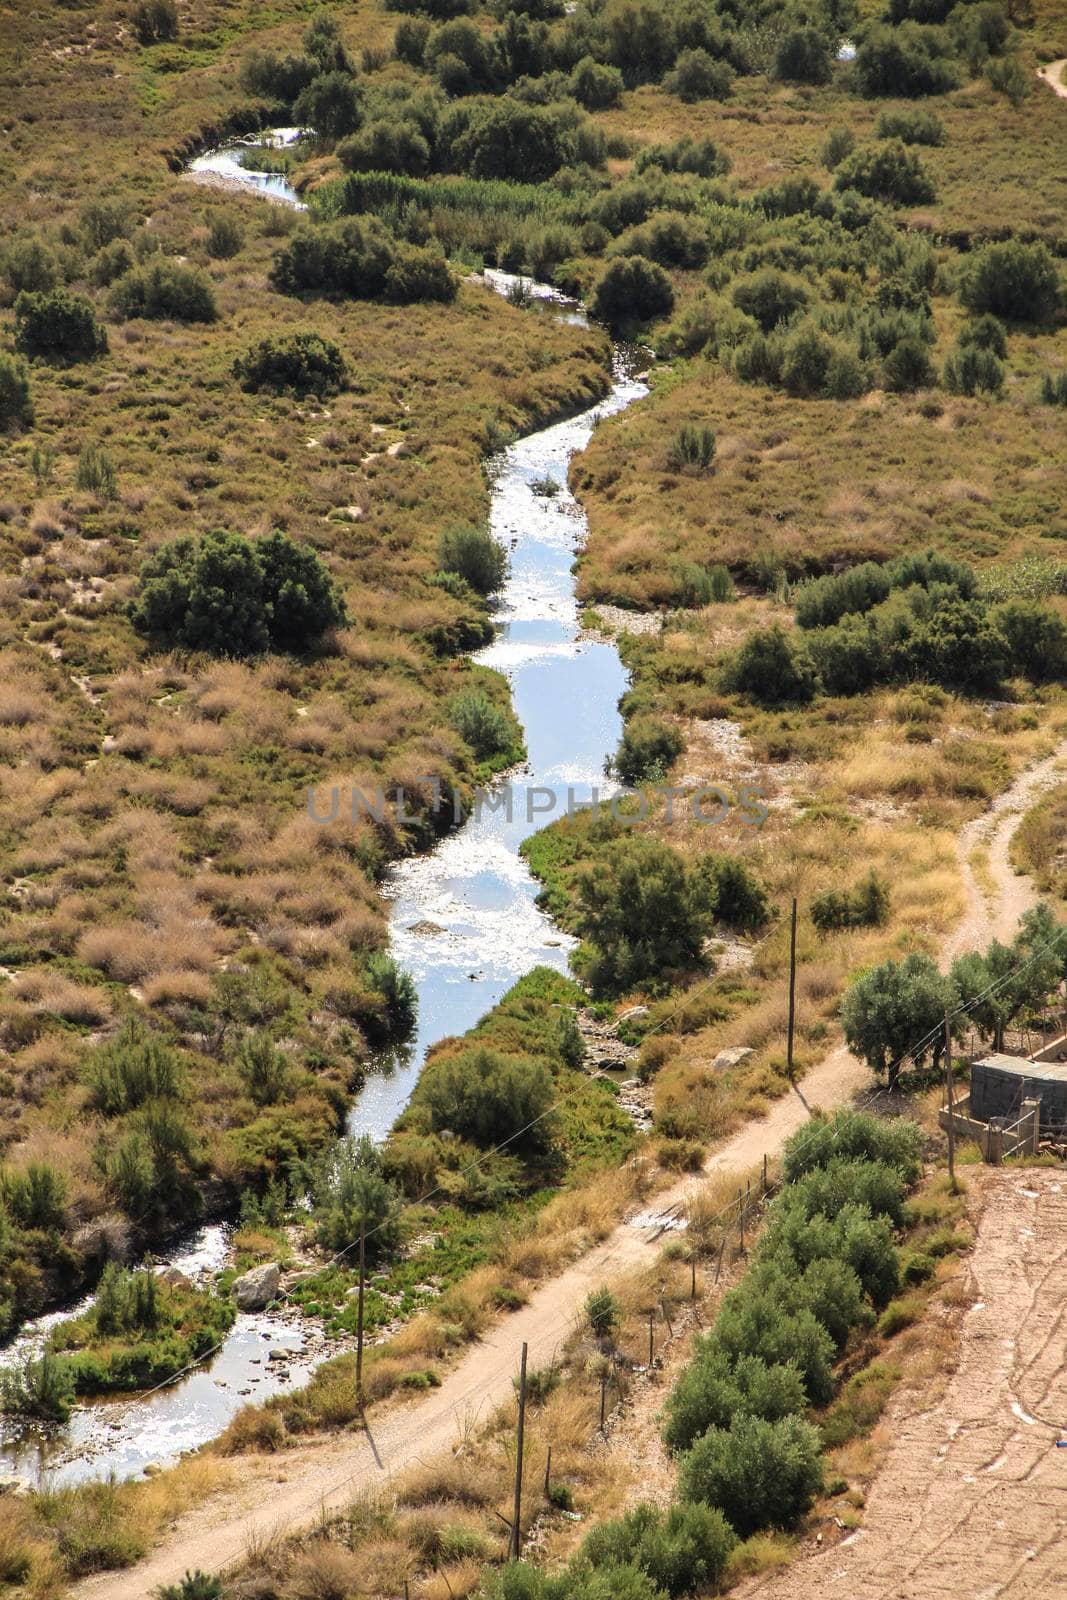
1038,58,1067,98
75,745,1066,1597
740,1167,1067,1600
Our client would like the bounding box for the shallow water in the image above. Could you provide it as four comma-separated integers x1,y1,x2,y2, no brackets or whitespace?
188,127,306,207
0,224,647,1486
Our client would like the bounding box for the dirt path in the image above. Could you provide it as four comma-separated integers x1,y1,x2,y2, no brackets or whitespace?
1038,58,1067,98
947,743,1067,961
74,745,1066,1597
738,1167,1067,1600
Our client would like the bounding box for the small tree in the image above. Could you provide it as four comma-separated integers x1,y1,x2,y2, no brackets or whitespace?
943,345,1004,395
664,48,734,101
774,26,832,84
0,1352,75,1424
417,1045,556,1156
585,1285,621,1341
14,288,107,363
312,1135,402,1259
0,354,33,431
591,255,674,331
110,260,217,322
834,141,936,205
994,600,1067,682
959,240,1062,323
234,332,346,396
132,0,178,45
294,71,364,142
438,523,507,594
570,56,625,109
841,952,956,1089
234,1032,291,1106
722,625,818,706
731,270,808,333
448,689,516,762
575,835,717,993
680,1412,824,1537
613,717,684,784
206,214,243,260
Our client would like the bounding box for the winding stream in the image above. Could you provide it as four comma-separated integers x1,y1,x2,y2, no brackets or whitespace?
0,139,647,1486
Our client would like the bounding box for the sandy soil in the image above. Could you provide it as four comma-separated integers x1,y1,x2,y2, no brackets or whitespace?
739,1167,1067,1600
1037,58,1067,98
74,742,1067,1597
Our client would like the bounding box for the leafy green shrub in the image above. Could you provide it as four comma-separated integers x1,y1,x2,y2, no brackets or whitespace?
811,870,890,932
722,626,817,706
669,561,734,605
294,70,364,142
774,26,832,84
233,333,347,396
993,600,1067,682
943,345,1004,395
157,1574,223,1600
614,717,684,784
453,100,574,180
591,255,674,331
679,1413,824,1537
312,1135,402,1258
574,836,717,994
14,288,107,362
132,0,178,45
1,1161,68,1230
958,313,1007,357
384,241,456,303
667,425,715,470
448,689,516,760
663,1347,808,1453
582,1501,737,1595
239,46,317,102
794,550,975,628
711,1289,834,1404
75,441,118,498
86,1022,180,1115
0,354,33,430
0,1352,75,1423
841,951,956,1088
787,1157,907,1226
585,1285,621,1340
854,23,959,97
417,1044,556,1156
570,56,625,108
883,334,935,390
834,141,935,205
1041,372,1067,407
337,118,431,174
820,126,855,170
759,1200,901,1306
131,529,347,656
109,260,217,322
986,54,1029,105
959,240,1061,323
900,1249,936,1285
364,952,418,1039
206,214,243,260
731,270,807,332
438,523,507,594
2,235,59,295
634,136,729,177
611,213,710,270
873,107,944,145
234,1032,291,1106
665,49,734,101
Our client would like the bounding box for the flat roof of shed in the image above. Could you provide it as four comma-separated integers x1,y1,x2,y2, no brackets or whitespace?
973,1054,1067,1084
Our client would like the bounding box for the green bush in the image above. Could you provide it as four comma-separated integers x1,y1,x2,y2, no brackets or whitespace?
795,549,975,628
711,1288,834,1404
760,1200,901,1306
337,119,431,174
157,1574,223,1600
665,49,734,102
959,240,1061,323
86,1022,180,1115
787,1157,908,1226
614,717,684,784
1041,372,1067,407
453,100,573,181
109,260,217,322
206,214,243,260
438,523,507,594
234,1032,291,1106
834,141,936,205
667,424,715,469
820,126,855,170
1,1161,68,1230
2,235,59,295
679,1412,824,1538
873,107,944,145
574,836,717,993
811,870,890,932
294,70,364,142
591,255,674,331
416,1044,556,1156
0,1352,75,1423
842,951,956,1088
384,241,456,304
774,26,832,84
448,689,516,760
365,952,418,1039
14,288,107,362
131,528,347,656
582,1502,737,1595
132,0,178,45
585,1285,621,1340
722,626,818,706
0,353,33,430
854,23,959,97
233,332,347,396
611,213,710,270
570,56,625,108
312,1135,402,1258
993,600,1067,682
669,561,734,605
731,270,807,333
634,136,729,177
663,1347,808,1453
943,345,1004,395
75,441,118,498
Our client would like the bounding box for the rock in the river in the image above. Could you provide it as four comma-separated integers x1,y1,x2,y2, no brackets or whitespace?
233,1262,281,1311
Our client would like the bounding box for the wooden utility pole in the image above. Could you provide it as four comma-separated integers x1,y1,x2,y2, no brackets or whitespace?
738,1188,745,1253
509,1343,528,1561
543,1445,553,1498
944,1015,955,1187
356,1218,366,1410
787,897,798,1081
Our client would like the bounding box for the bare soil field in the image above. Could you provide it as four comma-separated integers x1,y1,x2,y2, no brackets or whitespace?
740,1166,1067,1600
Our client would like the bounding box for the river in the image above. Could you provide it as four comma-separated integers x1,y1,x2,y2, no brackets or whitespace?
0,133,648,1486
